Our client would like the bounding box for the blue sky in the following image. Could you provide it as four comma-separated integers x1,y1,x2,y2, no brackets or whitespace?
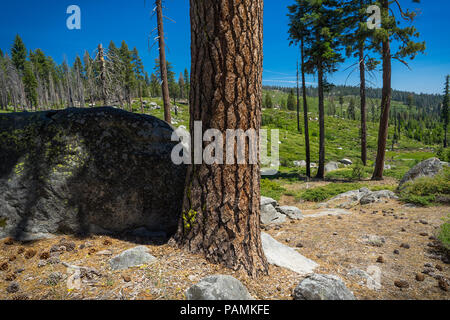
0,0,448,94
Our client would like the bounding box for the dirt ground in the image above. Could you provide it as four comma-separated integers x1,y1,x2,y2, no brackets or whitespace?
0,181,449,300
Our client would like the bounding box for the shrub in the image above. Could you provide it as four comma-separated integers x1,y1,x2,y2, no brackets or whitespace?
436,147,450,162
261,179,286,201
351,159,365,181
399,169,450,206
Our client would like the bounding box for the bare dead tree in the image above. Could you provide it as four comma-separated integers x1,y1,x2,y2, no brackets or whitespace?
155,0,171,123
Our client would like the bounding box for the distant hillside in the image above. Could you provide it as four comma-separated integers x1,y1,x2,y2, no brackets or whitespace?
263,85,443,116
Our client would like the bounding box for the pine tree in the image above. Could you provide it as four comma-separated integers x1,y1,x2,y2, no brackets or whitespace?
372,0,426,180
149,73,160,97
23,61,38,110
178,72,185,100
183,68,190,99
264,92,273,108
287,89,296,111
120,41,135,111
342,0,380,166
11,34,27,74
288,0,314,178
348,98,356,120
443,75,449,148
291,0,344,179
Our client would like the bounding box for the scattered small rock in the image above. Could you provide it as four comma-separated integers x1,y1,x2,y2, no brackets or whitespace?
419,219,428,225
61,241,76,252
97,250,113,256
103,239,112,246
37,260,47,268
376,256,385,263
415,274,425,282
400,243,410,249
17,248,25,254
393,250,400,255
6,282,19,293
419,232,428,237
438,279,449,291
9,256,16,262
47,272,63,285
422,267,435,275
296,242,304,248
435,264,443,271
48,256,60,265
88,248,97,255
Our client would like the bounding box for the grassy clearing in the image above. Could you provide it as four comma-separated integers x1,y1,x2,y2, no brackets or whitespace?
261,178,397,203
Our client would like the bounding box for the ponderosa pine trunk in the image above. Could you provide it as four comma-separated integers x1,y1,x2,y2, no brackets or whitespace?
373,0,391,180
359,45,367,166
301,38,311,178
316,61,325,179
174,0,268,278
156,0,172,124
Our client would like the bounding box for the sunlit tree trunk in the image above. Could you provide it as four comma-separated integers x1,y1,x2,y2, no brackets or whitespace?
373,0,391,180
156,0,172,124
174,0,268,278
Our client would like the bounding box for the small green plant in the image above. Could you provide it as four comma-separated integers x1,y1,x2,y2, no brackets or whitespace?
0,217,7,228
182,209,198,231
351,159,364,181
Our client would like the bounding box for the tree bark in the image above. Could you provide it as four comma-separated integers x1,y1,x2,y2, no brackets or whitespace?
174,0,268,278
316,61,325,179
373,0,391,180
301,38,311,178
359,45,367,166
156,0,172,124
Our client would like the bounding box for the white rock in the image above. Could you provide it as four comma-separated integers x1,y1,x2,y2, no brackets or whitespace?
277,206,303,220
261,232,318,275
